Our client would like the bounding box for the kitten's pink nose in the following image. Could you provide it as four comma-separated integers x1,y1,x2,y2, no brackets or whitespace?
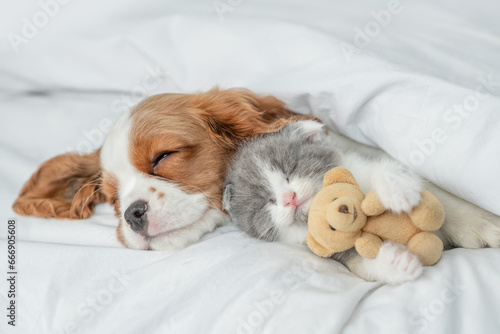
283,192,298,207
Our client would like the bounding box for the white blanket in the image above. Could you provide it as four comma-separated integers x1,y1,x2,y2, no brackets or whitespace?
1,0,499,333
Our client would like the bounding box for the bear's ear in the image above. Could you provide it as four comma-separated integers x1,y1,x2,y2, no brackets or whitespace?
323,168,359,187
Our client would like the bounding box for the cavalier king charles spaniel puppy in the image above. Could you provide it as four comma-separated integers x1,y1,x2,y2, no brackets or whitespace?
13,88,308,250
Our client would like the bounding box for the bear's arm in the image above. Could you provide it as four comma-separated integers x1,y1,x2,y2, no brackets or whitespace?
361,192,387,216
306,232,334,257
355,232,383,259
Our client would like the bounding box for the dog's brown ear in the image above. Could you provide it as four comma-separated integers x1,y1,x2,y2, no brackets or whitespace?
12,151,106,219
195,88,312,148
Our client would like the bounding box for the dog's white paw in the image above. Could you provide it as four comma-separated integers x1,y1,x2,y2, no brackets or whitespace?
440,206,500,248
362,242,423,285
371,160,422,213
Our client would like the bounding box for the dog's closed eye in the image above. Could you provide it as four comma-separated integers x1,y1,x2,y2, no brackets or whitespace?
152,151,177,167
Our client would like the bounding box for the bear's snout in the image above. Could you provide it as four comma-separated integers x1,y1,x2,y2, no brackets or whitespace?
326,197,366,232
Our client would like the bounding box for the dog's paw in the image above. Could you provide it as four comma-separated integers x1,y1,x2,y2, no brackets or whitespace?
473,216,500,248
441,206,500,248
371,161,422,214
363,242,423,285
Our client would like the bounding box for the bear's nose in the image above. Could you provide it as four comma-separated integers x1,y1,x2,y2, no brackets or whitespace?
338,205,349,214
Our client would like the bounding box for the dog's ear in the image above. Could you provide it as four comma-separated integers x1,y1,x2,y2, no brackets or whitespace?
12,151,106,219
195,88,310,148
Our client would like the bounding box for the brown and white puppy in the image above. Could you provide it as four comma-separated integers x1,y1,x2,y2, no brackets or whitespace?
13,88,307,250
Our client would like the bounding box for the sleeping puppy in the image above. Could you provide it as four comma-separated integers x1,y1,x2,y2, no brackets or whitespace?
12,88,500,259
12,88,304,250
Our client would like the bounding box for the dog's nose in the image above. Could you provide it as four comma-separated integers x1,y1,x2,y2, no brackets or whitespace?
124,200,148,232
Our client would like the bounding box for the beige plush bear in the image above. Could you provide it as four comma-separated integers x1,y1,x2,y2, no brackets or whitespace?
306,167,445,266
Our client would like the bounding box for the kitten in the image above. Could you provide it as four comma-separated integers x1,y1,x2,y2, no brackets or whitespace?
223,121,340,243
223,120,425,284
224,120,500,284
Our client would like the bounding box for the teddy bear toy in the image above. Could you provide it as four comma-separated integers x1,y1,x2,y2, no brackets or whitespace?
306,167,445,266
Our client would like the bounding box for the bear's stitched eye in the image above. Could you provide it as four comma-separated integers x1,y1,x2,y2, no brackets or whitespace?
329,226,336,231
332,198,338,202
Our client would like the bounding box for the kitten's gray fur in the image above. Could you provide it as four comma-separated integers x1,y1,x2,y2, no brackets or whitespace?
223,121,340,241
223,121,360,270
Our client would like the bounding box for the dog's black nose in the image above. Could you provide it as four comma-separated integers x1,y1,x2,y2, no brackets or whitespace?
125,200,148,232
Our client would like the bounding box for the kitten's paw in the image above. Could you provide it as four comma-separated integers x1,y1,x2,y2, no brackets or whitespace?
372,161,422,213
363,242,423,285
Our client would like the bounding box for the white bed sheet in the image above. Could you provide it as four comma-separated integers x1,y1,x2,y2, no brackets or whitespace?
1,0,500,333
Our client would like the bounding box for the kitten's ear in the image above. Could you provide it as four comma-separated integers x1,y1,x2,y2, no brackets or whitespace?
222,182,234,212
291,120,328,143
195,88,297,148
12,151,106,219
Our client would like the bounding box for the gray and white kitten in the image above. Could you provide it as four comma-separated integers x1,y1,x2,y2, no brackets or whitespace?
223,120,424,284
223,120,500,285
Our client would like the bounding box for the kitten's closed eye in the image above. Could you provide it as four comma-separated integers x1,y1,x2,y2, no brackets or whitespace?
269,198,276,204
